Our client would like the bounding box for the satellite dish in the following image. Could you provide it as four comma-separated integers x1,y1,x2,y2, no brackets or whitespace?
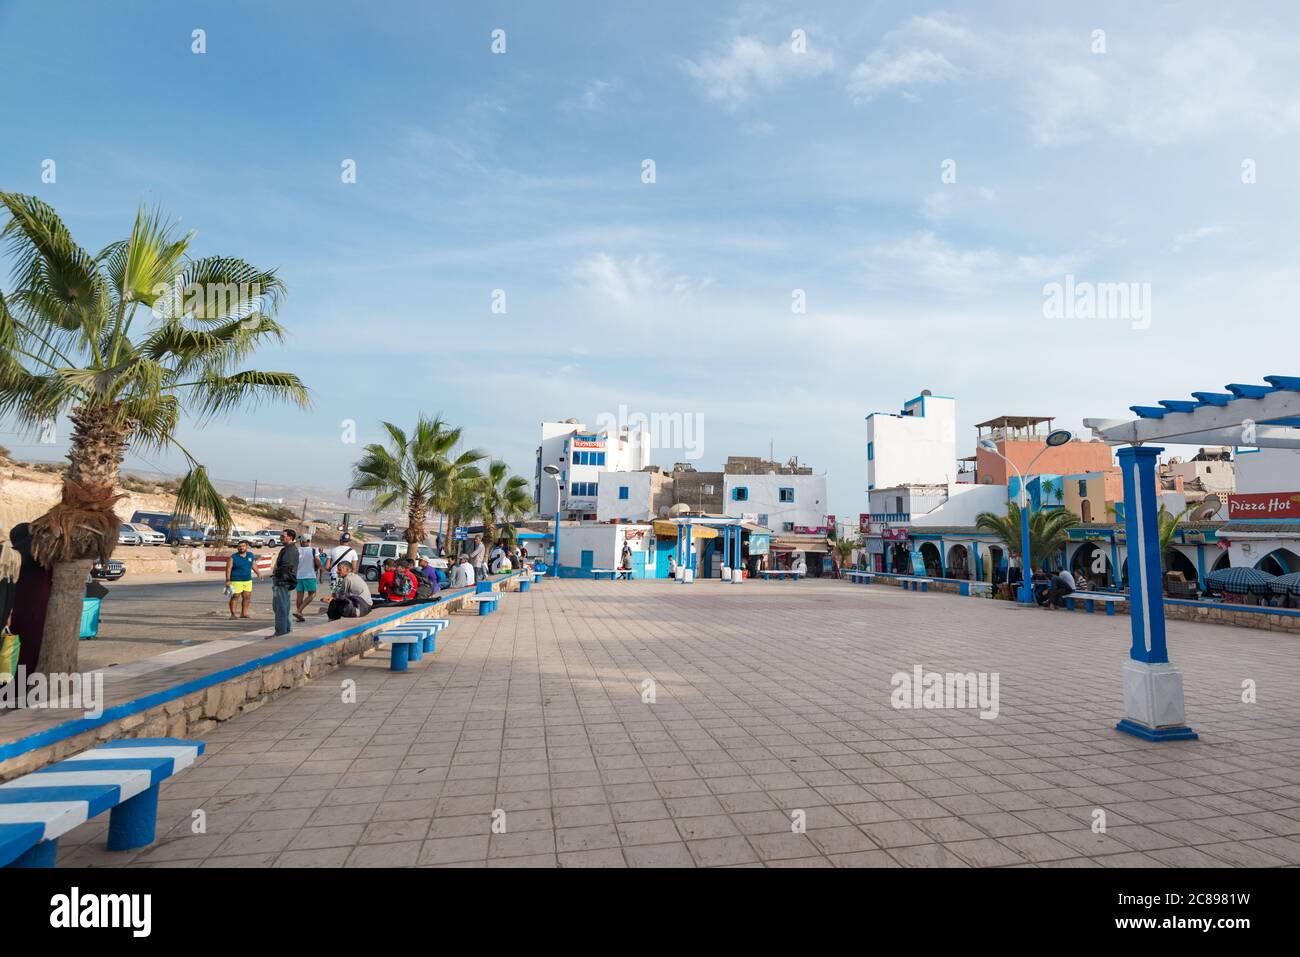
668,503,691,517
1189,495,1222,521
1168,456,1183,465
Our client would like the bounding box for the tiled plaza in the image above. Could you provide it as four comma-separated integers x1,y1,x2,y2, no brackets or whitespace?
60,578,1300,868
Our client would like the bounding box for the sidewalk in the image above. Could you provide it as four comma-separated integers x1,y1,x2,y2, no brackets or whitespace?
56,577,1300,868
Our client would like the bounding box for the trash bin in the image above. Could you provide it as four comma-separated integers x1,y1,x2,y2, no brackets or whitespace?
80,597,102,639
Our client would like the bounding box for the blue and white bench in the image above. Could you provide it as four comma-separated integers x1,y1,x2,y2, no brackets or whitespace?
894,575,934,592
960,581,993,598
845,571,875,585
591,568,630,581
376,619,447,671
1062,591,1125,616
532,570,543,585
0,737,204,867
465,594,500,616
759,570,803,582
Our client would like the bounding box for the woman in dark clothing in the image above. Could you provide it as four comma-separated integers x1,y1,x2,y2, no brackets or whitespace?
9,523,53,671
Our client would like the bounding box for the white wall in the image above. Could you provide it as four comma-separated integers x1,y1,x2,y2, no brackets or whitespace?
867,394,957,490
1235,449,1300,494
910,484,1010,527
596,471,655,522
555,523,652,572
723,473,827,531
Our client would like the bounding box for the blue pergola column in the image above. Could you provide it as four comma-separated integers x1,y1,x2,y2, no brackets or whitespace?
1115,445,1197,741
732,526,743,583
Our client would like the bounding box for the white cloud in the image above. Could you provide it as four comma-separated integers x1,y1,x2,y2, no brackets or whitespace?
570,253,711,309
848,48,957,103
677,34,834,109
866,232,1080,290
1172,224,1224,252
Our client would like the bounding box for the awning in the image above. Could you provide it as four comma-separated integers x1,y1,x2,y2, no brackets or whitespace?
652,520,718,540
771,535,829,553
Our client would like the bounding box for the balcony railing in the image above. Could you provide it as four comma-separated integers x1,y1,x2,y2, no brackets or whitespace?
870,512,911,523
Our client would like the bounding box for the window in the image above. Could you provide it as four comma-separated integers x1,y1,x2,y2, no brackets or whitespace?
619,486,629,500
895,496,904,513
782,522,794,532
779,487,794,503
597,452,606,465
758,514,769,526
867,442,874,461
1078,480,1088,497
733,487,748,501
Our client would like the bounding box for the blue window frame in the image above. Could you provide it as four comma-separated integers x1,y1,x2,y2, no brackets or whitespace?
619,486,629,500
867,442,874,461
779,487,794,503
732,487,748,501
597,452,606,465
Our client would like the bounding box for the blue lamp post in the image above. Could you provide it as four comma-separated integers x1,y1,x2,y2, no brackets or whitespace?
543,464,562,577
979,429,1073,605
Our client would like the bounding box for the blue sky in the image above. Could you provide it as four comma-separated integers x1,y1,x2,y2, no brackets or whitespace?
3,0,1299,516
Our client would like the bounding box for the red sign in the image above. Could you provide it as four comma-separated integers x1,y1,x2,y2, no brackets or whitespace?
882,528,910,541
859,513,870,532
1228,492,1300,521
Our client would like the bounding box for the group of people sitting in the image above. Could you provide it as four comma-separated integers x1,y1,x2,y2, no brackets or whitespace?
324,543,531,622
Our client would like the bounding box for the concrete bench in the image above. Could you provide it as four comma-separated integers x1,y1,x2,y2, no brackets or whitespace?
961,581,993,598
465,594,500,616
894,575,934,592
376,630,425,671
759,570,803,581
381,619,449,655
590,568,631,581
532,570,543,584
1063,591,1125,616
845,571,875,584
0,737,204,867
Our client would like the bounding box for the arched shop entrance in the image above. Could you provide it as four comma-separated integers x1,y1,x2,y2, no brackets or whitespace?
889,542,910,574
1256,547,1300,576
1164,548,1198,584
987,545,1005,583
946,543,970,579
1071,542,1114,587
919,543,942,577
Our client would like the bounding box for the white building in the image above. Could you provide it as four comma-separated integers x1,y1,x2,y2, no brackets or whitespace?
595,469,673,523
866,390,957,491
722,472,828,533
535,419,650,520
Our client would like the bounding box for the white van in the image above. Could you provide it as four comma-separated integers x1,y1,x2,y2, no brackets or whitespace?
359,541,442,581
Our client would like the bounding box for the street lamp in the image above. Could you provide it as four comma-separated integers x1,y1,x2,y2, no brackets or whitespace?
978,428,1073,605
543,464,562,577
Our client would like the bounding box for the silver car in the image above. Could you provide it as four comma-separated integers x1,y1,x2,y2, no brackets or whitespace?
118,523,142,546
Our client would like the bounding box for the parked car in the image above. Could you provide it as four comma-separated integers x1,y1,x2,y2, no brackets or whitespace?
226,528,253,546
359,541,440,581
90,558,126,580
129,523,167,545
118,524,142,546
251,529,282,547
129,510,207,546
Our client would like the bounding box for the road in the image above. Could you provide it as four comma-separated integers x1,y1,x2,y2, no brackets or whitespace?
81,573,343,671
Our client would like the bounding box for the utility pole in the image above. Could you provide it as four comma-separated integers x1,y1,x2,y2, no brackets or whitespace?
252,479,258,506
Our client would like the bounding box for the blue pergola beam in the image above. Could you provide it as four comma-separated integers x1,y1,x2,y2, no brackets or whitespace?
1190,392,1233,407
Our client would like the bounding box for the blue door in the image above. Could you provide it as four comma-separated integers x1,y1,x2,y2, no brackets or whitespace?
655,544,676,578
580,549,594,578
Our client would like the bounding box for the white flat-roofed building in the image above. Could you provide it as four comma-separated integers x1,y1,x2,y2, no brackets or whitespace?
535,419,650,520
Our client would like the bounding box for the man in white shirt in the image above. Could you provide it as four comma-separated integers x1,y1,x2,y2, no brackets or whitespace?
1045,567,1077,608
451,554,475,588
470,535,487,580
327,533,359,584
294,537,322,621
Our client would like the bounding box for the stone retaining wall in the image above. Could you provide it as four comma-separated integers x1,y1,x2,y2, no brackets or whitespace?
0,579,522,781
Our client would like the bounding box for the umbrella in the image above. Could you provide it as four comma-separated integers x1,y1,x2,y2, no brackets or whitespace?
1268,572,1300,596
1205,566,1276,595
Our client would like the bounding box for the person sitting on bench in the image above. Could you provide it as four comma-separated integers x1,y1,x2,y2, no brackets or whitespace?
1041,568,1076,609
327,561,373,620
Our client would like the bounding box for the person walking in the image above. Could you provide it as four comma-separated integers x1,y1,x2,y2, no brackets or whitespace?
294,537,322,622
470,535,487,581
225,539,260,619
326,533,358,585
620,542,633,580
271,529,299,638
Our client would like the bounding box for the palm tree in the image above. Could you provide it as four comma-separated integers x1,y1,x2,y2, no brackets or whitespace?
975,502,1080,576
829,534,859,575
1157,503,1195,581
349,416,483,559
476,460,533,548
0,195,308,674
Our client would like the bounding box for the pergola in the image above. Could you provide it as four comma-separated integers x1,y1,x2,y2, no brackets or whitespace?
1082,374,1300,741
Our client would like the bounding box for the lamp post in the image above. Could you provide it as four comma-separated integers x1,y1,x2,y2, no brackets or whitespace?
543,465,562,577
978,429,1073,605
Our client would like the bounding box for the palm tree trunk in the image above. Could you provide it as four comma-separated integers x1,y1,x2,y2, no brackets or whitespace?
406,494,425,560
33,403,132,675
